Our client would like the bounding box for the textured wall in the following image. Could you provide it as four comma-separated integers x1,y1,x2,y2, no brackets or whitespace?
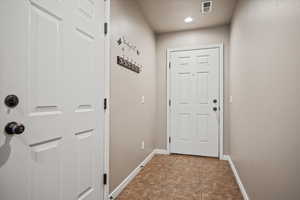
110,0,156,192
155,25,231,154
230,0,300,199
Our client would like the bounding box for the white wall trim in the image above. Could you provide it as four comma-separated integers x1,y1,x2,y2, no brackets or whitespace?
109,149,169,199
104,0,111,199
219,44,224,160
166,44,224,159
222,154,230,161
166,48,171,155
109,151,155,199
224,155,250,200
154,149,170,155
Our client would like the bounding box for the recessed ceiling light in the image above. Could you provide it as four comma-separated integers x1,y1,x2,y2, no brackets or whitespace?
184,17,193,23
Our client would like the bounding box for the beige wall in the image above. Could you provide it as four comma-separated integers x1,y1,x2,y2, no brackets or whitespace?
155,26,231,154
110,0,156,192
230,0,300,199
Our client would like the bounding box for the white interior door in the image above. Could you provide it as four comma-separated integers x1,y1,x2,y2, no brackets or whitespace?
0,0,105,200
170,47,220,157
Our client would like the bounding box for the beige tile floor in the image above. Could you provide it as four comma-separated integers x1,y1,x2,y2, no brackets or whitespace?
116,154,243,200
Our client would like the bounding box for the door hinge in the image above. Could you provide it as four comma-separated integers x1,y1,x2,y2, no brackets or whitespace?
169,99,171,107
169,137,171,143
169,62,171,69
104,22,108,35
104,98,108,110
103,173,107,185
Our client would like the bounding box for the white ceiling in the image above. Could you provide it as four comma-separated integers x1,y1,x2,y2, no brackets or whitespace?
136,0,237,33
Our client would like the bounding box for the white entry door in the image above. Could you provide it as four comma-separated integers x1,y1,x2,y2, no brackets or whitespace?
170,47,221,157
0,0,105,200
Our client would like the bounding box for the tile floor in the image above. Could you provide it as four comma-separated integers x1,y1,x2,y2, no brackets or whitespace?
116,154,243,200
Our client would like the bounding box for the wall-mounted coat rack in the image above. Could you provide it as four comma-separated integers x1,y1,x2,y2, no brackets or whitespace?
117,37,141,56
117,56,141,73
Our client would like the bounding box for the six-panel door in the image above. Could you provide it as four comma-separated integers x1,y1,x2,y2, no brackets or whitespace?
0,0,105,199
170,48,220,157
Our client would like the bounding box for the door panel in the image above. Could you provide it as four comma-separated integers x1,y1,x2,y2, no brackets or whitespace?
176,72,193,103
76,0,97,37
170,48,220,157
76,130,94,199
175,113,193,141
0,0,105,199
30,138,62,200
29,2,63,118
196,72,209,104
196,114,209,142
73,28,96,105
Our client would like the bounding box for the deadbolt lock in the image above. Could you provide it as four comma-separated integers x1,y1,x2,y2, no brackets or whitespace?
4,95,19,108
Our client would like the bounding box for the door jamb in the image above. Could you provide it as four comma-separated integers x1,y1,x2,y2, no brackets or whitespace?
166,44,224,160
104,0,111,199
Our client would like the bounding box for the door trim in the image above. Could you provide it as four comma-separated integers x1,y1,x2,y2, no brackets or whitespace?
166,44,224,159
104,0,111,199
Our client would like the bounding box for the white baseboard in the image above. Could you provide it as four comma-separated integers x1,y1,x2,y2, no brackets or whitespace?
109,149,170,199
109,150,156,199
224,155,250,200
154,149,169,155
222,155,230,161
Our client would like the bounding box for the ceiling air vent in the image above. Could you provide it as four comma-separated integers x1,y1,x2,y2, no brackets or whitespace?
201,0,213,14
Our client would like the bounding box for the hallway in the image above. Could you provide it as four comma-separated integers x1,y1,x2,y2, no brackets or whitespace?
1,0,300,199
117,155,242,200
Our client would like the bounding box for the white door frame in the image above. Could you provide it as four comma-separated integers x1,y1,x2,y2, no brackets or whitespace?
166,44,224,159
104,0,111,199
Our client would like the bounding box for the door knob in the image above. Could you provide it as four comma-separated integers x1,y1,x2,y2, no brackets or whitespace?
5,122,25,135
213,107,218,111
213,99,217,103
